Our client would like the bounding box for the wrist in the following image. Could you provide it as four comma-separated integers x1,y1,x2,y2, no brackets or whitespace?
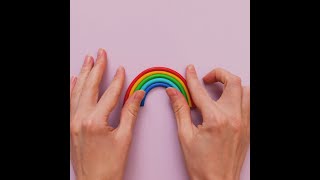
189,172,239,180
76,174,123,180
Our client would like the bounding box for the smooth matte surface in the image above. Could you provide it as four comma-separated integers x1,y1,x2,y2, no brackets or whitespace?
70,0,250,179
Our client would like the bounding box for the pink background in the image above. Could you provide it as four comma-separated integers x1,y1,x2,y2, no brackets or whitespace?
70,0,250,179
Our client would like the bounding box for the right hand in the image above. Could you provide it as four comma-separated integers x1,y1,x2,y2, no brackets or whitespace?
165,65,250,180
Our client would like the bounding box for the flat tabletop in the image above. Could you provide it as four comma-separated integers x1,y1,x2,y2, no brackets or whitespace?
70,0,250,179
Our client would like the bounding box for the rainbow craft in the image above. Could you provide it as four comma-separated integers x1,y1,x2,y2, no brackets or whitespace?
124,67,193,107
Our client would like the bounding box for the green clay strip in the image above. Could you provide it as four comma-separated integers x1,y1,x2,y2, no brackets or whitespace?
134,73,188,103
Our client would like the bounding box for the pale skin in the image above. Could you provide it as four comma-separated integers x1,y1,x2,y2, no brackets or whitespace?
70,48,250,180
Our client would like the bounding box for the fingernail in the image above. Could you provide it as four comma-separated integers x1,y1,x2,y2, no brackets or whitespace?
134,90,145,100
114,66,124,77
98,48,106,58
166,87,178,96
84,55,92,66
187,64,195,72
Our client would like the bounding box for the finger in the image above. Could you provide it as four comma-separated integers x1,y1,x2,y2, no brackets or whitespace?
186,65,212,111
202,68,242,103
78,48,107,108
238,86,250,170
242,86,250,136
70,76,77,98
95,66,125,120
70,55,94,116
117,90,145,136
166,87,195,138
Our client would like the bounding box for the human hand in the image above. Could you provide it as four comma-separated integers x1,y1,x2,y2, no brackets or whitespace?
166,65,250,180
70,49,145,180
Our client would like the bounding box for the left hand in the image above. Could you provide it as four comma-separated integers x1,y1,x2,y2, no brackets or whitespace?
70,48,145,180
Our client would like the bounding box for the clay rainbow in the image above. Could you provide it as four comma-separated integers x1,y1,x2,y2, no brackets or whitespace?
124,67,193,107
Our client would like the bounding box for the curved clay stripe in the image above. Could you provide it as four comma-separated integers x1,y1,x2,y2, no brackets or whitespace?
124,67,188,102
123,67,193,107
141,78,180,92
135,74,187,102
127,71,191,107
140,82,172,106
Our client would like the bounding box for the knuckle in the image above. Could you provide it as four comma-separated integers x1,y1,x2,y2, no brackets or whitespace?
214,67,225,75
229,114,243,132
231,76,242,86
84,78,98,90
231,121,242,133
70,122,80,137
85,82,95,90
206,113,228,130
215,119,228,129
71,113,82,123
71,87,81,99
107,85,121,97
82,122,94,132
205,111,244,134
173,103,187,114
80,65,91,74
95,58,105,66
204,108,219,121
177,129,190,144
119,132,133,143
229,112,242,122
127,105,139,118
114,131,132,145
93,62,106,73
86,88,99,99
171,96,189,114
81,116,96,132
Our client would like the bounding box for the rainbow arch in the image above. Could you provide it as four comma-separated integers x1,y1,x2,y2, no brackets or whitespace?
124,67,193,107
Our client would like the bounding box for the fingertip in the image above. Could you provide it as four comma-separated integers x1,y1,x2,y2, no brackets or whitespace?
202,69,217,83
95,49,107,68
166,88,188,107
98,48,107,57
124,90,145,105
187,64,195,72
83,55,94,68
186,64,199,80
114,66,126,79
119,65,125,72
166,87,178,97
134,90,145,101
123,90,144,107
202,75,210,83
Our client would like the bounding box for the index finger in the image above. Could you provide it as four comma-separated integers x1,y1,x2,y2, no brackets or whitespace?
203,68,242,102
186,65,213,112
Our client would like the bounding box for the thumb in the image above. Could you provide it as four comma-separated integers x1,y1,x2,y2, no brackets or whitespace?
117,90,145,136
166,88,195,138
